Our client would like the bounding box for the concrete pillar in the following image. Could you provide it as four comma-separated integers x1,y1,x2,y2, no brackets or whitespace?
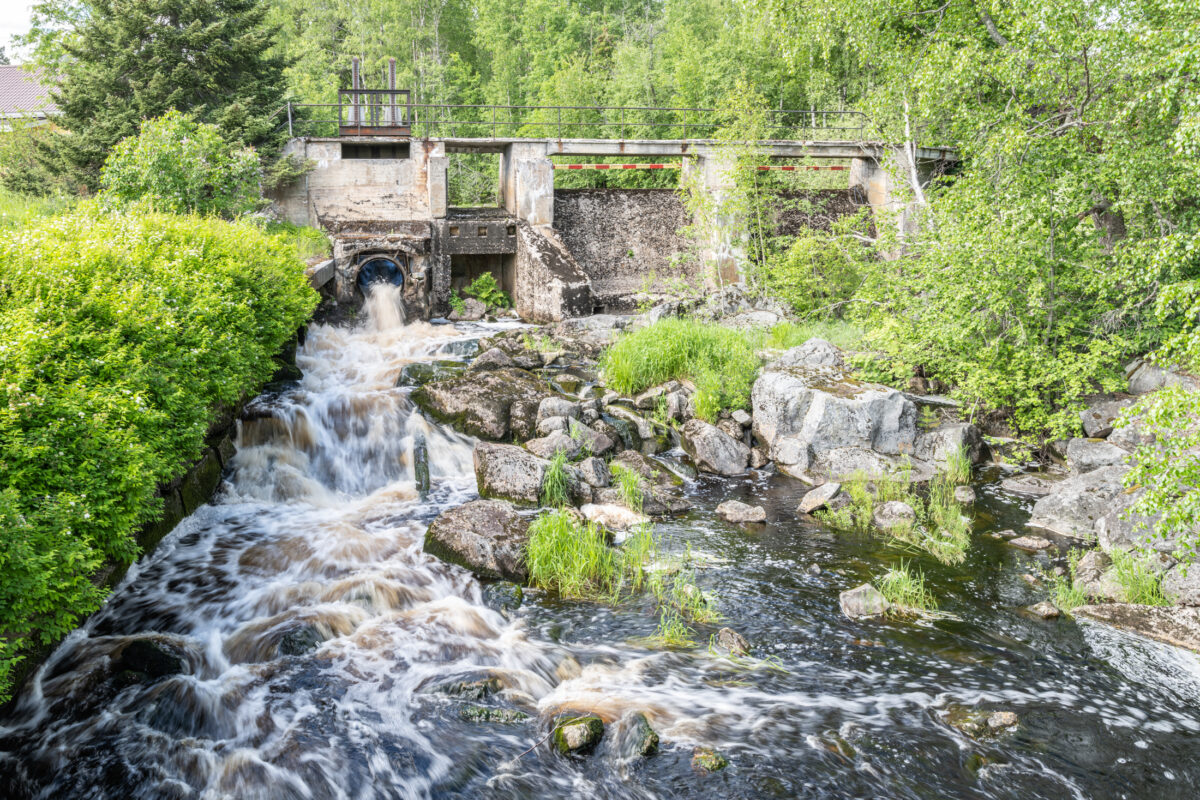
683,148,744,286
849,148,935,258
500,142,554,227
423,140,448,219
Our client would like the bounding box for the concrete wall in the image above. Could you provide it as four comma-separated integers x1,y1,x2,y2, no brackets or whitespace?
271,138,447,229
513,222,593,322
554,189,696,308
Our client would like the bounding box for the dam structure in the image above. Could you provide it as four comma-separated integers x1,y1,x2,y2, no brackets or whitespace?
271,66,957,321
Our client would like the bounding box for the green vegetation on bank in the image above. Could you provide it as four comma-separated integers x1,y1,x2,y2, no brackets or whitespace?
0,204,318,699
601,319,761,422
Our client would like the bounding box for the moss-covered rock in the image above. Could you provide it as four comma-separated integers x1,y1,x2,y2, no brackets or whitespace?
552,713,605,755
691,745,729,773
459,705,530,724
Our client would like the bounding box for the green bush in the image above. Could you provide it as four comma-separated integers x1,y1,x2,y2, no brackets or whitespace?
600,318,761,422
463,273,511,310
100,111,261,217
754,225,865,316
0,204,317,699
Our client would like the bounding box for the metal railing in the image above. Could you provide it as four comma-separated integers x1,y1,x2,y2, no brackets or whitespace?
284,100,867,141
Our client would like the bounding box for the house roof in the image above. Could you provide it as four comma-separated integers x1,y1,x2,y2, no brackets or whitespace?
0,65,57,118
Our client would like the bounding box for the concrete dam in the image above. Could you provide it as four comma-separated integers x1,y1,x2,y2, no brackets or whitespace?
271,131,956,322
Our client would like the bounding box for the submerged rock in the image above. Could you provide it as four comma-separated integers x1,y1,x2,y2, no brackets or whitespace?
1026,601,1061,619
553,713,605,755
424,499,531,582
840,583,891,620
278,625,324,656
953,485,976,504
680,418,750,476
987,711,1019,730
1007,536,1052,551
798,482,842,515
610,712,659,760
714,627,750,657
691,746,729,774
716,500,766,523
999,473,1061,496
112,638,188,680
460,705,530,724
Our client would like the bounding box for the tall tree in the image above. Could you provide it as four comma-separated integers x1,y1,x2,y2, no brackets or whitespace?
50,0,290,189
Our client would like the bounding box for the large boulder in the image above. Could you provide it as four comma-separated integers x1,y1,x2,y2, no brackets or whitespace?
1074,550,1121,602
716,500,766,523
474,442,550,505
525,431,582,460
1080,396,1136,438
913,423,989,466
1126,359,1200,395
680,419,750,476
1065,438,1128,474
414,367,552,440
752,339,920,480
424,500,530,582
1026,465,1129,538
1162,564,1200,606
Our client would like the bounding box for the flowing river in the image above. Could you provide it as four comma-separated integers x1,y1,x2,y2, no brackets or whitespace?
2,289,1199,799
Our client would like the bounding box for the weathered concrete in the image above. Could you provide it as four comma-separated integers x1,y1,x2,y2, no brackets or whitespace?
513,222,593,322
554,189,695,309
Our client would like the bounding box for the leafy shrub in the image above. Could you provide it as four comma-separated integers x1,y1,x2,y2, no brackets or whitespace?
0,204,317,700
754,225,865,316
463,272,511,310
100,110,261,217
600,318,761,422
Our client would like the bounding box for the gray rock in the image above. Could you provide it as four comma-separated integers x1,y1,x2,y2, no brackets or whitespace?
1108,417,1154,451
1073,603,1200,652
424,500,530,582
731,409,752,426
553,714,605,754
448,297,487,321
468,347,517,371
914,423,989,466
577,456,610,488
840,583,891,619
1162,564,1200,606
414,367,552,441
714,627,750,656
474,442,550,505
680,418,750,476
1027,601,1061,619
607,405,655,442
716,500,766,523
566,420,616,457
1027,465,1129,538
1000,474,1062,496
953,485,976,504
809,446,933,483
1008,536,1052,551
1075,550,1122,601
664,390,688,422
610,450,679,486
610,712,659,760
752,340,920,480
525,431,582,460
1080,396,1136,438
691,746,729,774
580,407,599,425
987,711,1019,730
749,446,769,469
538,396,580,423
1065,438,1129,474
1126,359,1200,395
773,337,845,369
872,500,916,532
798,481,842,514
633,385,666,410
537,415,569,435
717,418,744,441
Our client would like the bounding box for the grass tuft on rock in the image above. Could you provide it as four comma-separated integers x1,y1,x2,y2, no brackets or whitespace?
539,450,571,508
526,509,622,600
878,561,938,614
1110,550,1171,606
600,318,760,422
1043,549,1088,612
610,463,644,513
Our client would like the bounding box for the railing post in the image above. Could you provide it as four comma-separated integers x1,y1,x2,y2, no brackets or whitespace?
557,107,561,139
287,102,293,137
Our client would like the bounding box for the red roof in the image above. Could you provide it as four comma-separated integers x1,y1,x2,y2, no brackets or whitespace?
0,65,57,118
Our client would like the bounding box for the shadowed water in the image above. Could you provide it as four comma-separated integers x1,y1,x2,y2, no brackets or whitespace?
1,285,1198,799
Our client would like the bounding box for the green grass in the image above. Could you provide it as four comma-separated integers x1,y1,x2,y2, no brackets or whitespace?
660,569,721,624
610,463,644,513
0,188,74,230
622,523,656,592
817,463,973,565
1110,549,1171,606
877,561,937,613
1045,549,1088,612
750,320,865,351
649,608,696,648
943,445,972,485
525,509,622,600
539,450,571,508
600,318,761,422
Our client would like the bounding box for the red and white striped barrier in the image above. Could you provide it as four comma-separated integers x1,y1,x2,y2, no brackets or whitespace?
553,163,679,170
552,163,848,171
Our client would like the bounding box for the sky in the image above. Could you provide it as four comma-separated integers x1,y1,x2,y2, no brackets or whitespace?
0,1,35,60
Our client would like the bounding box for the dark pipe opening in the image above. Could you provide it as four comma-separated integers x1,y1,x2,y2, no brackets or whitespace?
356,256,406,296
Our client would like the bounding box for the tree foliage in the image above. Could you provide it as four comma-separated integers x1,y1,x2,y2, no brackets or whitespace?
0,205,316,699
41,0,289,189
101,111,261,216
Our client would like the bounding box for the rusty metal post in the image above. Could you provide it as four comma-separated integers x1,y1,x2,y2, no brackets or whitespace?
388,58,397,127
